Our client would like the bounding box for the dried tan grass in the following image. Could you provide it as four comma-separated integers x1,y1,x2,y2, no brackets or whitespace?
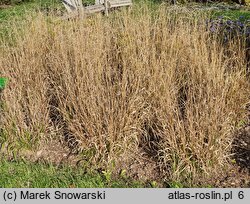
0,4,249,185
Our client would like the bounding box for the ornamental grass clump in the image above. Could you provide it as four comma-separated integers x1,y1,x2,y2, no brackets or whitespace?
0,5,249,186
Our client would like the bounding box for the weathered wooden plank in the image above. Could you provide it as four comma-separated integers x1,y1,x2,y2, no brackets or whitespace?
62,0,76,13
95,0,104,4
104,0,109,16
109,0,132,4
108,0,132,9
85,4,105,14
61,0,83,12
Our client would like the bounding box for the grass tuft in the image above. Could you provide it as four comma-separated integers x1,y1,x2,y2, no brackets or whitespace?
0,4,249,186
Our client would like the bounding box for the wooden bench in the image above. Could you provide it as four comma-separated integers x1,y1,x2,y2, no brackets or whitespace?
99,0,132,9
62,0,132,16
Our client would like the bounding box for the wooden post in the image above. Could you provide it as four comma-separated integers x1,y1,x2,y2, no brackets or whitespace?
104,0,109,16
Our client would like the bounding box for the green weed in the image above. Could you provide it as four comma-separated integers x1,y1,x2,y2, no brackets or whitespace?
0,159,145,188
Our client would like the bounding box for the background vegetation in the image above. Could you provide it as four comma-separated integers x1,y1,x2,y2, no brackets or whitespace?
0,0,31,5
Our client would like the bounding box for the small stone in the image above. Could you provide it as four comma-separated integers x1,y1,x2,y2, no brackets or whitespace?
36,150,43,158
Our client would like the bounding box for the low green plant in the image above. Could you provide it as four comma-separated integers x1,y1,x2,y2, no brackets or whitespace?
150,181,158,188
120,169,127,179
0,159,145,188
0,77,8,90
168,181,184,188
102,169,112,183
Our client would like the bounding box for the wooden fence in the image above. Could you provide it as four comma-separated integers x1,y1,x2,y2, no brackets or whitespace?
62,0,132,16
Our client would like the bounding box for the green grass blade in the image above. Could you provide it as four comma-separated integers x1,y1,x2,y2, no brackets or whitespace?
0,77,8,89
